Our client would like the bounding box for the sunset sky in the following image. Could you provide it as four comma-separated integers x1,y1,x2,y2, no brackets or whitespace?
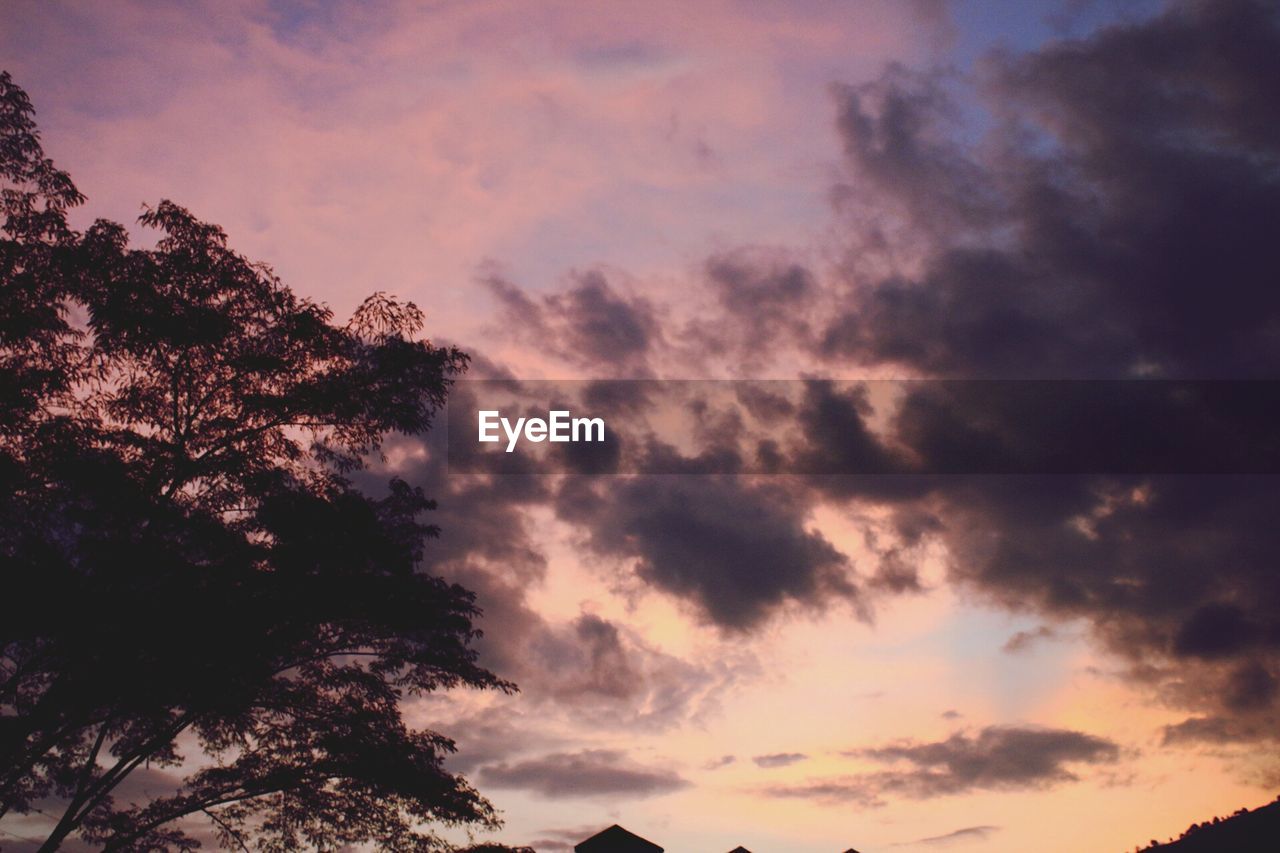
6,1,1280,851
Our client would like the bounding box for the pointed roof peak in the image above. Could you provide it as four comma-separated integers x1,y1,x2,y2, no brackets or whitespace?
574,824,664,853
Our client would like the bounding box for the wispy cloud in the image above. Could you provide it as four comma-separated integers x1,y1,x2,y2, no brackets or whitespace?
763,726,1121,806
753,752,808,769
892,825,1001,847
476,749,688,799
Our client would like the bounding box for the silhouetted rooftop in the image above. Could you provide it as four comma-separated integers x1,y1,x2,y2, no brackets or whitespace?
574,824,663,853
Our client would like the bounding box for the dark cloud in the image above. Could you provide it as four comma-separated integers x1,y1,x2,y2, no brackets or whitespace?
753,752,808,769
1161,715,1245,748
733,383,795,423
707,249,813,320
545,614,640,700
822,0,1280,380
475,749,688,799
443,390,860,633
831,64,997,242
370,426,736,736
787,381,913,481
765,726,1119,806
1173,603,1266,661
855,726,1121,797
484,269,660,376
786,0,1280,750
1224,661,1279,711
685,248,818,368
515,610,737,729
705,754,737,770
558,475,858,631
905,474,1280,741
432,704,562,777
367,401,552,586
1158,708,1280,748
866,547,926,594
428,560,734,733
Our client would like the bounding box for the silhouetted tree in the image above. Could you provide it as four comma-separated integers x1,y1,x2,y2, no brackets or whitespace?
0,71,516,851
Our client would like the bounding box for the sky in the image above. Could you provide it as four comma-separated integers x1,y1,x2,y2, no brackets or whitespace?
5,1,1280,851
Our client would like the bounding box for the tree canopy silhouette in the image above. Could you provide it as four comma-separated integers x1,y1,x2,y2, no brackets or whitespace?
0,71,516,851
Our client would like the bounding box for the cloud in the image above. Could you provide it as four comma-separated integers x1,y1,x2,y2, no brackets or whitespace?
429,704,562,777
893,825,1000,847
753,752,808,769
1172,604,1269,661
761,777,884,808
514,610,741,730
707,250,814,320
831,64,997,241
1161,715,1241,748
786,380,914,482
855,726,1121,797
763,726,1119,805
780,0,1280,746
821,0,1280,379
524,824,616,853
524,824,610,853
1002,626,1057,654
1,0,937,326
431,560,739,733
1158,710,1280,748
106,764,184,805
559,474,859,631
526,840,573,853
475,749,688,799
484,269,661,375
366,420,746,733
682,248,818,370
909,473,1280,740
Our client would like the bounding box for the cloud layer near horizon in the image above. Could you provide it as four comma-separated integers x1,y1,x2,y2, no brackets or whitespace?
762,726,1120,807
